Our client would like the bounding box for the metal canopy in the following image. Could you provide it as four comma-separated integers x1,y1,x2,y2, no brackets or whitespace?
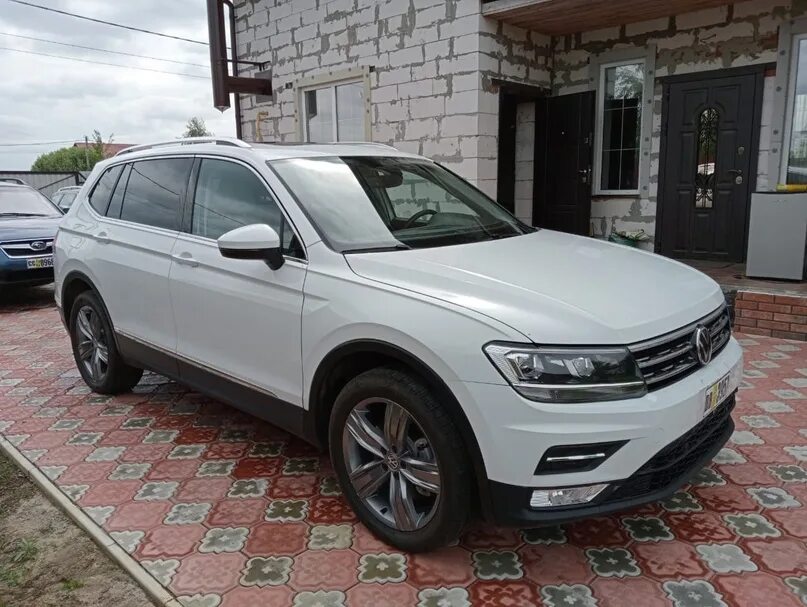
481,0,730,36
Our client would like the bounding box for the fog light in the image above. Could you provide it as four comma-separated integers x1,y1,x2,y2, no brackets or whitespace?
530,483,609,508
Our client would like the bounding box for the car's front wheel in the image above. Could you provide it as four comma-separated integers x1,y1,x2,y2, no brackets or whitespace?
69,290,143,394
329,367,471,551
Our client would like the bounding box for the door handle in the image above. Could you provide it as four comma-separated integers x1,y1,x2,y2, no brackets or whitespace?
727,168,744,185
172,252,199,267
95,231,110,244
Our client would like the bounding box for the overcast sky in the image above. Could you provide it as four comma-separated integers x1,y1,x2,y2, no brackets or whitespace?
0,0,236,169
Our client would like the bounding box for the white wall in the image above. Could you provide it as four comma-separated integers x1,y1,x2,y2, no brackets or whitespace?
233,0,550,194
552,0,791,244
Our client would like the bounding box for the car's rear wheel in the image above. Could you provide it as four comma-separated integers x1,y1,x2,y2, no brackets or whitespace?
69,291,143,394
329,367,470,551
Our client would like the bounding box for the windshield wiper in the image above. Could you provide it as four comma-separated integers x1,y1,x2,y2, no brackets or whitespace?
0,212,53,217
342,243,411,254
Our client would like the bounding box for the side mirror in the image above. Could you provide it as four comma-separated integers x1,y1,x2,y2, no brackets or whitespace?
217,224,284,270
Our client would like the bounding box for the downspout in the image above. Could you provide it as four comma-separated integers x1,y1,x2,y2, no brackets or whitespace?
223,0,243,140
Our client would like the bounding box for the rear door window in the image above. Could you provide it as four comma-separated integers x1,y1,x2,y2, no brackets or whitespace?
88,165,124,215
105,164,131,219
119,158,192,231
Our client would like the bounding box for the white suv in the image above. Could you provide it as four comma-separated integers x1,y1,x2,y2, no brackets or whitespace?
54,137,743,551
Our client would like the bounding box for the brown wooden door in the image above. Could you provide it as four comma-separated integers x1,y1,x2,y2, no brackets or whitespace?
658,69,763,262
533,91,595,235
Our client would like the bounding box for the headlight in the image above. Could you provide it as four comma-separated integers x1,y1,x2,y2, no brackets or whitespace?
484,343,646,403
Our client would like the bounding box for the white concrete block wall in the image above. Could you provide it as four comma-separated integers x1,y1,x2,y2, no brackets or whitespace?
552,0,791,240
232,0,791,241
234,0,550,194
514,102,535,224
756,74,776,192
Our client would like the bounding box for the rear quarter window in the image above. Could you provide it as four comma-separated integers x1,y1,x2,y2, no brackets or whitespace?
88,165,124,215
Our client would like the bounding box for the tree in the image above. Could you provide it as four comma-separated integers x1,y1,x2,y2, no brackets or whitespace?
183,117,212,138
30,130,115,172
31,146,103,172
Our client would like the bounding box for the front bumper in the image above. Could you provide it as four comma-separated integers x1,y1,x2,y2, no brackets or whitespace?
487,394,735,525
0,265,54,287
455,336,743,526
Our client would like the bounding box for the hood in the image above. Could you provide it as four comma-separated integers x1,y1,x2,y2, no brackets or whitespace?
345,230,725,345
0,216,61,242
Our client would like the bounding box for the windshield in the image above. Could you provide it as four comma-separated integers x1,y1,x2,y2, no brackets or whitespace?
0,187,62,217
269,156,532,252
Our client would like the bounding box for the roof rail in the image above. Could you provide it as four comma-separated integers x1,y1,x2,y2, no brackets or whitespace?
250,141,399,150
328,141,398,149
115,137,252,157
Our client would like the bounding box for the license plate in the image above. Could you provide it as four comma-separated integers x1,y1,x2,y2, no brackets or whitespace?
26,256,53,269
704,372,731,416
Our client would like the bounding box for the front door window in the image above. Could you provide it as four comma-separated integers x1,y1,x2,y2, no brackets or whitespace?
695,108,719,209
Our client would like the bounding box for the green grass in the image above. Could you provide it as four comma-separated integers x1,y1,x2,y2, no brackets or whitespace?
61,578,85,591
9,538,38,564
0,538,39,587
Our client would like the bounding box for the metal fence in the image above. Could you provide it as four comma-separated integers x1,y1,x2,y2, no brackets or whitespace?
0,171,89,199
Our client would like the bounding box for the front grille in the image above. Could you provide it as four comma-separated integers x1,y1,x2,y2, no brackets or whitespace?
606,395,735,502
0,239,53,258
629,306,731,391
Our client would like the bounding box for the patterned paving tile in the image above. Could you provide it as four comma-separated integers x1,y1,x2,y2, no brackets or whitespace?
1,301,806,606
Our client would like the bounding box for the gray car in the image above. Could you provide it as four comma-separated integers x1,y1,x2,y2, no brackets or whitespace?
51,186,83,212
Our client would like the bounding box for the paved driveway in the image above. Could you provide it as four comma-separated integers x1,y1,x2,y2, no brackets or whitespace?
0,291,805,607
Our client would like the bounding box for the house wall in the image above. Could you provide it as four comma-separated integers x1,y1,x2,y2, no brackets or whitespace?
514,102,536,224
233,0,550,196
551,0,793,248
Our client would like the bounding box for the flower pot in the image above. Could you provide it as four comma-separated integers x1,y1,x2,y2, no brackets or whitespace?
608,233,640,247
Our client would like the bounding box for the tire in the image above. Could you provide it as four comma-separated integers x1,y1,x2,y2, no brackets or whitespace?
69,290,143,394
329,367,471,551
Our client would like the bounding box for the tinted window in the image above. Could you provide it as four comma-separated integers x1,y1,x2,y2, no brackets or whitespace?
192,159,303,257
88,165,123,215
120,159,191,230
106,164,130,219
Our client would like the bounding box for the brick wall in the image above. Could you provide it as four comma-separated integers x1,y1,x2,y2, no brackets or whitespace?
734,291,807,341
233,0,550,193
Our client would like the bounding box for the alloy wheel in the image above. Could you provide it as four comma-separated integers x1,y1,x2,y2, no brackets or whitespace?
75,305,109,383
342,397,441,531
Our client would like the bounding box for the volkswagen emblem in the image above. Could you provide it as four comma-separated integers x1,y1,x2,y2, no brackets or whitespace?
30,241,47,251
693,324,713,366
385,452,400,471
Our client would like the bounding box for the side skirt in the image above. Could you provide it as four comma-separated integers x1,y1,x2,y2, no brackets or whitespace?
116,333,320,447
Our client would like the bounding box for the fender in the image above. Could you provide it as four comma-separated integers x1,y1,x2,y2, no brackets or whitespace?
59,270,123,352
307,338,496,519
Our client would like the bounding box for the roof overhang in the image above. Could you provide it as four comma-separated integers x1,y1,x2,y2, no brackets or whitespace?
481,0,730,36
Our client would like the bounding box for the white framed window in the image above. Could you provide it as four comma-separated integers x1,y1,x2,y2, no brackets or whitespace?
782,33,807,185
299,77,368,143
594,59,646,195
